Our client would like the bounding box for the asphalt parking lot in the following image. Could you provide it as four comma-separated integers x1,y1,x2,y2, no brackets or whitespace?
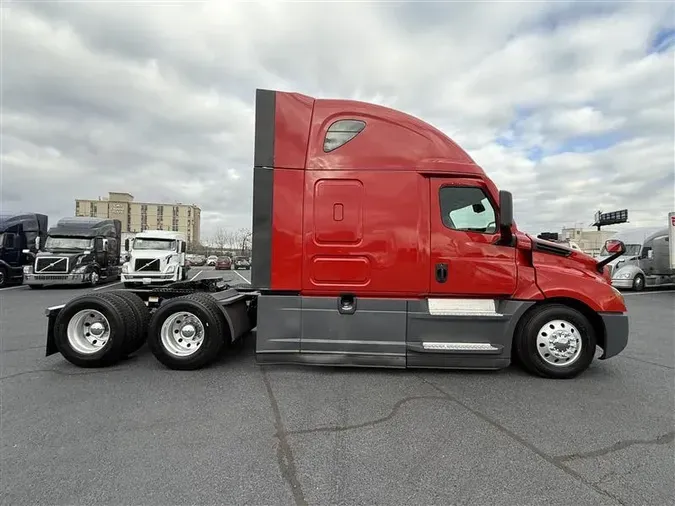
1,271,673,506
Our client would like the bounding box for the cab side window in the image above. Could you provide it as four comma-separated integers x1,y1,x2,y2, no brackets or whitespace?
439,186,497,234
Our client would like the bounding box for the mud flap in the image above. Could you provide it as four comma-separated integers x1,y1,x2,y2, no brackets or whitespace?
45,304,65,356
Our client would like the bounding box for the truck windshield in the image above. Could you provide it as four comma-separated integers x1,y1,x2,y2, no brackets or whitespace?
600,243,641,256
133,238,177,251
44,237,93,250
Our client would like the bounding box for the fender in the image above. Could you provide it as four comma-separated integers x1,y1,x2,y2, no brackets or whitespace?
534,263,627,313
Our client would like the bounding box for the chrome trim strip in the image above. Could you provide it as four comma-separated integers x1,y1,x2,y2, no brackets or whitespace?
427,298,502,316
422,342,499,352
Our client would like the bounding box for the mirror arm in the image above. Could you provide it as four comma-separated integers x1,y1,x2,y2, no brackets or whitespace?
597,248,626,273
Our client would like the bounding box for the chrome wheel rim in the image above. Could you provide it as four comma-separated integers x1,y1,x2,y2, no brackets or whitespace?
160,311,205,357
634,276,643,289
536,319,582,366
67,309,111,354
91,271,99,284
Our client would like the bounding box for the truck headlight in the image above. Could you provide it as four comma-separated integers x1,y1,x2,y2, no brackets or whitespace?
23,265,31,274
616,271,631,279
165,265,176,273
73,265,88,273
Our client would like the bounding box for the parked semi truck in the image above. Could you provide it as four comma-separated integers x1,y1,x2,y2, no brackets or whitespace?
24,217,122,288
600,213,675,291
43,88,630,379
0,213,48,287
121,230,189,288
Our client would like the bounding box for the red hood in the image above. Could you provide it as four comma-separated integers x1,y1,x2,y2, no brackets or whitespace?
525,233,608,279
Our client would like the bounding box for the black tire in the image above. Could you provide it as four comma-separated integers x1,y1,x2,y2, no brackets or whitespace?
632,274,645,292
0,268,6,288
53,293,133,368
513,303,596,379
147,293,228,370
105,290,150,354
94,291,143,356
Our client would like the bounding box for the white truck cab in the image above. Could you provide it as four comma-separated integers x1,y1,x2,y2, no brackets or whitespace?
597,222,675,291
121,230,189,288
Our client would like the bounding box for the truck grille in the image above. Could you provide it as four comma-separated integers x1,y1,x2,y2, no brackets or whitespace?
135,258,160,272
35,257,69,273
32,275,70,280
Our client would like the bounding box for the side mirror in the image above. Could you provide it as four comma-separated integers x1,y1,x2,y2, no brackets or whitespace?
102,239,108,250
35,236,40,250
124,239,130,251
605,240,626,255
647,250,654,259
597,240,626,273
499,190,513,229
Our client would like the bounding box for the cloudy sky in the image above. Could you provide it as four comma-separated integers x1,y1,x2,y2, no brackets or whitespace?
2,0,674,242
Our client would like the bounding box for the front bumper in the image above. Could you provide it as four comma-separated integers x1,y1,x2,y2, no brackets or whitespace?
24,272,93,285
611,276,635,289
122,272,177,284
598,312,629,359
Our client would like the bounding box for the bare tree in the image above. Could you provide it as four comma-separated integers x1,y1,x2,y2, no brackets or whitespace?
234,228,252,255
212,227,228,253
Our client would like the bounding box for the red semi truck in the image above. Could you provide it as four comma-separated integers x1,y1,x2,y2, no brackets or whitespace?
44,89,629,379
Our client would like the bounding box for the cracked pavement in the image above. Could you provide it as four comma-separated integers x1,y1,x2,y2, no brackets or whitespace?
1,274,673,505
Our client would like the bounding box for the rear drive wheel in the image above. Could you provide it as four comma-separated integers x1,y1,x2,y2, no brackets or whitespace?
53,293,133,367
632,274,645,292
147,293,228,370
104,290,150,354
513,304,596,379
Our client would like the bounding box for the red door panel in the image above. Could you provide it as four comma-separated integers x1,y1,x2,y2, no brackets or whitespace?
429,177,517,296
302,170,429,296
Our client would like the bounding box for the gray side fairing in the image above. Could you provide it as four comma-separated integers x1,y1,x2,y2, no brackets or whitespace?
406,299,533,369
254,294,534,370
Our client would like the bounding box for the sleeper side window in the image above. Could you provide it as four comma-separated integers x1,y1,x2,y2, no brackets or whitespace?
323,120,366,153
439,186,497,234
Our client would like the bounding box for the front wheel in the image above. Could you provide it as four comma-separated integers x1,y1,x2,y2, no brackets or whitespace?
632,274,645,292
513,304,596,379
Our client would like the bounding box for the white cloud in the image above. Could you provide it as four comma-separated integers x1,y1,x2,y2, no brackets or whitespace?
1,0,673,242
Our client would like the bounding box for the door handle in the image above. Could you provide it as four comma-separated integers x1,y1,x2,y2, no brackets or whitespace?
435,263,448,283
